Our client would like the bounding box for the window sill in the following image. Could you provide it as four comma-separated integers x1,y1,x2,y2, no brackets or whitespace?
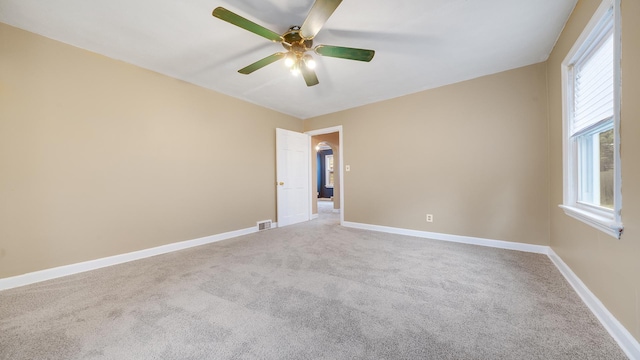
559,204,623,239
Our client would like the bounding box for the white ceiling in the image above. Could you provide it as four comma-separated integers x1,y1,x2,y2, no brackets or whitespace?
0,0,577,119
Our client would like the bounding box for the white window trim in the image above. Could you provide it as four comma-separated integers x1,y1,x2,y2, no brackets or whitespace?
560,0,623,239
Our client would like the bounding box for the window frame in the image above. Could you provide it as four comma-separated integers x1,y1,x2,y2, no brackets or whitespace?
560,0,623,239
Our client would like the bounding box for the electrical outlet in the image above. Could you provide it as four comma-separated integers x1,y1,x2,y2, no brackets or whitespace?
426,214,433,223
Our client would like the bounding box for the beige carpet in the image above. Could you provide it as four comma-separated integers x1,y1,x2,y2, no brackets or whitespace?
0,206,628,359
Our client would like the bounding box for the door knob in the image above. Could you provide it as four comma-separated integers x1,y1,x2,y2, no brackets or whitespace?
279,182,285,186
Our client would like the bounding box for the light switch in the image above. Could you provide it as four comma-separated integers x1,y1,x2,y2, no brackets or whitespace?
345,165,351,172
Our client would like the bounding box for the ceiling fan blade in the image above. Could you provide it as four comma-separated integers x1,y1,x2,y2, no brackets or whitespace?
314,45,375,62
212,7,282,42
299,0,342,39
238,53,286,74
300,65,319,87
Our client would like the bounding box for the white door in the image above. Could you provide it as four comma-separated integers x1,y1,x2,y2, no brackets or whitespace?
276,128,310,227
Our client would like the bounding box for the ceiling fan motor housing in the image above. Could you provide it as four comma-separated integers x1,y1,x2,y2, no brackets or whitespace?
283,26,313,55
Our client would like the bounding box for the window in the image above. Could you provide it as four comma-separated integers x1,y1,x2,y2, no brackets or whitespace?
325,155,334,188
560,0,622,238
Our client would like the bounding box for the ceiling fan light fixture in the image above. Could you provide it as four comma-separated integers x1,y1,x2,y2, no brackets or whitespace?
290,62,301,76
284,52,296,68
303,54,316,69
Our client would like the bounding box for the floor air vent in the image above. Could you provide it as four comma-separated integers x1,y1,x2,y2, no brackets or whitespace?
257,220,272,231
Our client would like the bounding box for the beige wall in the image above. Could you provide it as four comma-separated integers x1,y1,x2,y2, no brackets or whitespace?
305,63,550,246
547,0,640,342
0,23,301,278
311,132,340,214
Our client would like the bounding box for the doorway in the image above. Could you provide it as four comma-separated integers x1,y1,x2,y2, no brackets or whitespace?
306,126,343,225
316,142,334,200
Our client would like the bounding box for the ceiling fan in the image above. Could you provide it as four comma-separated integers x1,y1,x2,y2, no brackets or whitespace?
212,0,375,87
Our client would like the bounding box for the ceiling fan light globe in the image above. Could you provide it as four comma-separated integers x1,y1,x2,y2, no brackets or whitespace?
303,55,317,69
290,61,301,76
284,56,295,68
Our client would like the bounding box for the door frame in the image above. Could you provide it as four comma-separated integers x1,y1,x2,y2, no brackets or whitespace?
305,126,344,226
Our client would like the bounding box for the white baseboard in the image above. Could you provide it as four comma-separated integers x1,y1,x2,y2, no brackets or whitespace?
311,213,319,220
548,249,640,360
0,225,262,291
342,221,549,254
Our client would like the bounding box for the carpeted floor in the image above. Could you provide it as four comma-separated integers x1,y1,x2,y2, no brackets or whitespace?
0,203,628,359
